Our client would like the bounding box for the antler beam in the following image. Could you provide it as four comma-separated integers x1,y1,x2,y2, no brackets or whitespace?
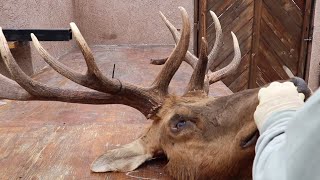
151,7,191,95
0,7,191,117
159,10,241,85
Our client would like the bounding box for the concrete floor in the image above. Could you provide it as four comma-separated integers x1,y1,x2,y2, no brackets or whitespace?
0,45,231,179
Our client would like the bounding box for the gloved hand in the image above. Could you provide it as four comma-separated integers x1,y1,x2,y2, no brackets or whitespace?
254,82,305,131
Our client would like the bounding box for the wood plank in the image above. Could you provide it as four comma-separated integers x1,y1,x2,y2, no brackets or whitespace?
257,50,284,81
207,0,235,17
229,67,249,92
199,0,208,49
303,0,316,82
210,18,253,71
261,6,300,51
257,67,273,83
249,0,263,88
260,19,298,73
207,0,253,32
256,67,271,86
263,0,302,39
273,0,303,26
259,38,292,79
207,0,222,11
193,0,200,56
214,36,252,91
297,0,313,77
238,81,250,91
205,0,310,88
207,0,254,51
293,0,306,11
207,1,254,69
217,35,252,70
223,50,251,87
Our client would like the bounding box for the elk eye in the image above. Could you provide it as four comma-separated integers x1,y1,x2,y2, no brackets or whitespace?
169,115,193,133
176,120,186,129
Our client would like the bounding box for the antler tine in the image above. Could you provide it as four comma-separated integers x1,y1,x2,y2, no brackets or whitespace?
0,27,161,116
159,10,197,68
159,11,180,43
0,27,50,97
159,10,223,71
0,27,106,101
70,23,122,93
32,23,122,94
151,7,191,95
207,11,223,70
185,37,209,94
0,67,154,110
31,34,93,86
0,69,132,105
31,33,111,93
208,32,241,84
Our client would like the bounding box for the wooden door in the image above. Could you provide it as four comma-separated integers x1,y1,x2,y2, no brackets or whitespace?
195,0,314,92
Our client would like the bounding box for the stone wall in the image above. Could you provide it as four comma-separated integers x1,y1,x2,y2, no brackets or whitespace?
0,0,194,76
74,0,194,46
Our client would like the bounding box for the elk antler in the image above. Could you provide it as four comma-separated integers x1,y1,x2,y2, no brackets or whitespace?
150,7,190,95
207,32,241,84
159,10,241,85
186,37,209,94
0,7,191,117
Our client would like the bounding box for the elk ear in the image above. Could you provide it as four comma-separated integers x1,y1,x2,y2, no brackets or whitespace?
91,139,153,172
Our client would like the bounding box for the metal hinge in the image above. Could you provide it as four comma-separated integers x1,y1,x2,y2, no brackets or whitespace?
194,21,200,31
304,38,312,42
304,26,315,42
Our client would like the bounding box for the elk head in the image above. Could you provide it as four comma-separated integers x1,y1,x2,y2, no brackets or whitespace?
0,7,311,180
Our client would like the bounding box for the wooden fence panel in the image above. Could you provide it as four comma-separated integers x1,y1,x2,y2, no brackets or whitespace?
198,0,313,91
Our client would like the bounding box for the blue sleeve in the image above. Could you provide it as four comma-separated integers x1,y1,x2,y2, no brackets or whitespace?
253,110,294,180
253,89,320,180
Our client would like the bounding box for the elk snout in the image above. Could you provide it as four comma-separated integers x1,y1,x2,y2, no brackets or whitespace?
290,77,312,100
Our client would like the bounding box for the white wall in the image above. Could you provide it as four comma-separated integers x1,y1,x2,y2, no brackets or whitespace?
308,0,320,90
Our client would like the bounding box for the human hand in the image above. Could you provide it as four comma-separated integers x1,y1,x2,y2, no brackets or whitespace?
254,82,305,131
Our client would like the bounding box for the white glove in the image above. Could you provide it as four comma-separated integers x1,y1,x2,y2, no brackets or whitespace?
254,82,305,131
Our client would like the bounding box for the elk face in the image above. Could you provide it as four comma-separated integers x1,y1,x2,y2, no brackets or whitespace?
157,91,259,179
90,91,259,180
0,5,310,180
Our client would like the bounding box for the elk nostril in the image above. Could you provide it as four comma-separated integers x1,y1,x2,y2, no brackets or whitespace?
241,130,259,148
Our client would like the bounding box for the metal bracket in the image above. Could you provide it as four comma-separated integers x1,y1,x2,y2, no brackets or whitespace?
3,29,72,41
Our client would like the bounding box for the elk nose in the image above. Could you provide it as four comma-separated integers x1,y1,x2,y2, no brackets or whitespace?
290,77,312,100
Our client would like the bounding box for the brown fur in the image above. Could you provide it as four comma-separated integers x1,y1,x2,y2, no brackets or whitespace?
92,88,261,179
92,88,260,178
149,88,260,179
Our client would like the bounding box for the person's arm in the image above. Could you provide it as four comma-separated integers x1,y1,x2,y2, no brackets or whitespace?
285,89,320,180
253,82,305,180
254,89,320,180
253,110,294,180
